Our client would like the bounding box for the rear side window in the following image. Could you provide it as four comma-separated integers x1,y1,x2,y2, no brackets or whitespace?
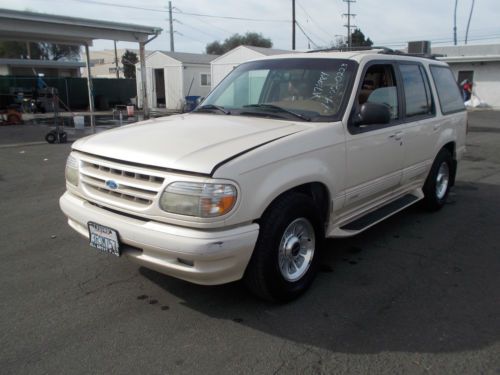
430,66,465,114
399,64,433,117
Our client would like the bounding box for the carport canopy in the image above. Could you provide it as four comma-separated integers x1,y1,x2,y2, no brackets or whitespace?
0,8,162,125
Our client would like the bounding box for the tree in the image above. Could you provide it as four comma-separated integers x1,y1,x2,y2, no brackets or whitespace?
328,28,373,50
121,50,138,79
206,32,272,55
0,41,80,60
350,28,373,48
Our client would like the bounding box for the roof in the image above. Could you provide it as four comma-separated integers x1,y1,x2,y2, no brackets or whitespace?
0,8,161,44
432,44,500,57
0,58,85,68
156,51,219,65
211,45,293,63
432,44,500,63
243,45,293,56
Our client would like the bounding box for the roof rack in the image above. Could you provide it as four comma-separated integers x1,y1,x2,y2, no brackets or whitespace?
307,46,439,60
306,46,395,53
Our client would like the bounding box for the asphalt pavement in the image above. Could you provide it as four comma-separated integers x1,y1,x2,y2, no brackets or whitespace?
0,110,499,374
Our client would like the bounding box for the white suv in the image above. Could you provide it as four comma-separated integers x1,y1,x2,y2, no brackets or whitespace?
60,50,467,301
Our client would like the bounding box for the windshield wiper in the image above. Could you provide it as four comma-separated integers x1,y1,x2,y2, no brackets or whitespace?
243,104,310,121
194,104,230,115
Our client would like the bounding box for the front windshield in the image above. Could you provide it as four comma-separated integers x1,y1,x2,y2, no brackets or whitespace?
201,58,357,122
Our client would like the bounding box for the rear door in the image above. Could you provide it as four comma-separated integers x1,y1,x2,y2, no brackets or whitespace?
396,62,439,187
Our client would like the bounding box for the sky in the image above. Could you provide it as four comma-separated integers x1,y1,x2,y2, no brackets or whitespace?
1,0,500,54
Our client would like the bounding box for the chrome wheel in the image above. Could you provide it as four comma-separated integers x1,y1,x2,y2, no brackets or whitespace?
278,218,315,282
435,162,450,200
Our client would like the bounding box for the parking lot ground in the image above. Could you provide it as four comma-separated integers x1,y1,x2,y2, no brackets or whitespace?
0,110,499,374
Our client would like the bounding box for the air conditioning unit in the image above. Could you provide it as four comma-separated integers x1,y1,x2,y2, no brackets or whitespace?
408,41,431,55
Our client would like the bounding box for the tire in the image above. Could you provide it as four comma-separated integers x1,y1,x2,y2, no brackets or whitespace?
244,192,324,302
45,131,57,144
422,148,453,211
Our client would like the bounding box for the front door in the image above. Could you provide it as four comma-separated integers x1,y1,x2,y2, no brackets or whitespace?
343,63,405,212
154,68,165,107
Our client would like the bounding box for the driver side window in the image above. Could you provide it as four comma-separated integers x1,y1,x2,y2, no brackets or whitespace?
358,64,399,121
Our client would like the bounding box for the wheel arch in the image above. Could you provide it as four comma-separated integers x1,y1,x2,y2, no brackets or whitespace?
256,181,331,229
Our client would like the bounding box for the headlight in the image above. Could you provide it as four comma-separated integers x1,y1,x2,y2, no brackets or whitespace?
160,182,237,218
65,155,79,186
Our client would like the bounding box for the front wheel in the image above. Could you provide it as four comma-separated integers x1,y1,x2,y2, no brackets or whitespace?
422,148,453,211
244,192,323,302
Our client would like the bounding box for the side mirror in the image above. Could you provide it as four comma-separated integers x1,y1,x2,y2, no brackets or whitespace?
354,102,391,126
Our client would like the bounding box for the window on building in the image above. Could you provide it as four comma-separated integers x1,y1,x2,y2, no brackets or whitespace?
201,74,211,86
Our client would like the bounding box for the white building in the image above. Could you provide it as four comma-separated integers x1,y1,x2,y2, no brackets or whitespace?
434,44,500,108
210,45,292,89
136,51,218,111
81,49,154,78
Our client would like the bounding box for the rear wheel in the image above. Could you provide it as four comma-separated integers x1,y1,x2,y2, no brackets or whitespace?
423,148,453,211
45,131,57,144
244,192,323,302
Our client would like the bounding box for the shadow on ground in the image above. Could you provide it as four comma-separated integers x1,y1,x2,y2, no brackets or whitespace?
140,181,500,354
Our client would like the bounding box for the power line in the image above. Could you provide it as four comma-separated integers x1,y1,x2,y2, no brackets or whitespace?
75,0,168,13
296,16,329,46
171,10,288,23
74,0,289,22
296,0,334,42
174,7,233,35
295,21,320,48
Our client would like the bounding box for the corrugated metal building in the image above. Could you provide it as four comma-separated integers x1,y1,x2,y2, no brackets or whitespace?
136,51,218,111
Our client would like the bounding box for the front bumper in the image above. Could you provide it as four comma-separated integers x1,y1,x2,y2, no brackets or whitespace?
60,192,259,285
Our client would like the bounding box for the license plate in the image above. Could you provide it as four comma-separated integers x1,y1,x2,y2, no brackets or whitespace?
88,222,120,257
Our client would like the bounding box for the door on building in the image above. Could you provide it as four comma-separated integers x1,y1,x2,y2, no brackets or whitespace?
154,68,166,107
457,70,474,85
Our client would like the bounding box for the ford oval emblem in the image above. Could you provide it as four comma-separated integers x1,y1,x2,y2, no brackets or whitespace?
105,180,119,190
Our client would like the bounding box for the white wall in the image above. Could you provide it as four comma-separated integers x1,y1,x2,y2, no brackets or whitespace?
210,47,264,89
165,65,183,110
182,64,212,99
448,61,500,108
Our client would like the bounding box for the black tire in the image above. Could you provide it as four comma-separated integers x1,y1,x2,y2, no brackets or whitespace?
422,148,453,211
244,192,324,302
45,131,57,144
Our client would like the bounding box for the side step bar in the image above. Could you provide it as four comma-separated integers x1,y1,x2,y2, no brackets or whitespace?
335,193,421,236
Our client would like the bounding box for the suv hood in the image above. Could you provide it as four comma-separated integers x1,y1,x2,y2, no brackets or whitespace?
72,114,308,175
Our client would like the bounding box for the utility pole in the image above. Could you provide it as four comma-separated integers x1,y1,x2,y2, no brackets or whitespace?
169,1,175,52
292,0,296,50
343,0,356,49
113,40,119,78
465,0,475,45
453,0,458,45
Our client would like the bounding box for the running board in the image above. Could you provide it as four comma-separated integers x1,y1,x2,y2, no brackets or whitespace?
332,193,422,237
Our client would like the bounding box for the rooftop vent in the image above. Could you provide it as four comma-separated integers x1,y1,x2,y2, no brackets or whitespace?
408,41,431,56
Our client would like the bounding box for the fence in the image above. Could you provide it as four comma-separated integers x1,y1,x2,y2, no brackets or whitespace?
0,76,137,110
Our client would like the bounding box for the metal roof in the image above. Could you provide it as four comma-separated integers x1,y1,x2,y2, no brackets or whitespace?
0,8,162,45
243,45,293,55
0,58,85,68
156,51,219,65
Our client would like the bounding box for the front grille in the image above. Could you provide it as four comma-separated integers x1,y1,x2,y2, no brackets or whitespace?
80,159,165,208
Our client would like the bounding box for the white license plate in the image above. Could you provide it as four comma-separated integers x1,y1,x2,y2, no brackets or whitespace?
88,222,120,257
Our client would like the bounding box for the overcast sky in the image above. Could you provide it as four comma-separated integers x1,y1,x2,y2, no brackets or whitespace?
2,0,500,54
